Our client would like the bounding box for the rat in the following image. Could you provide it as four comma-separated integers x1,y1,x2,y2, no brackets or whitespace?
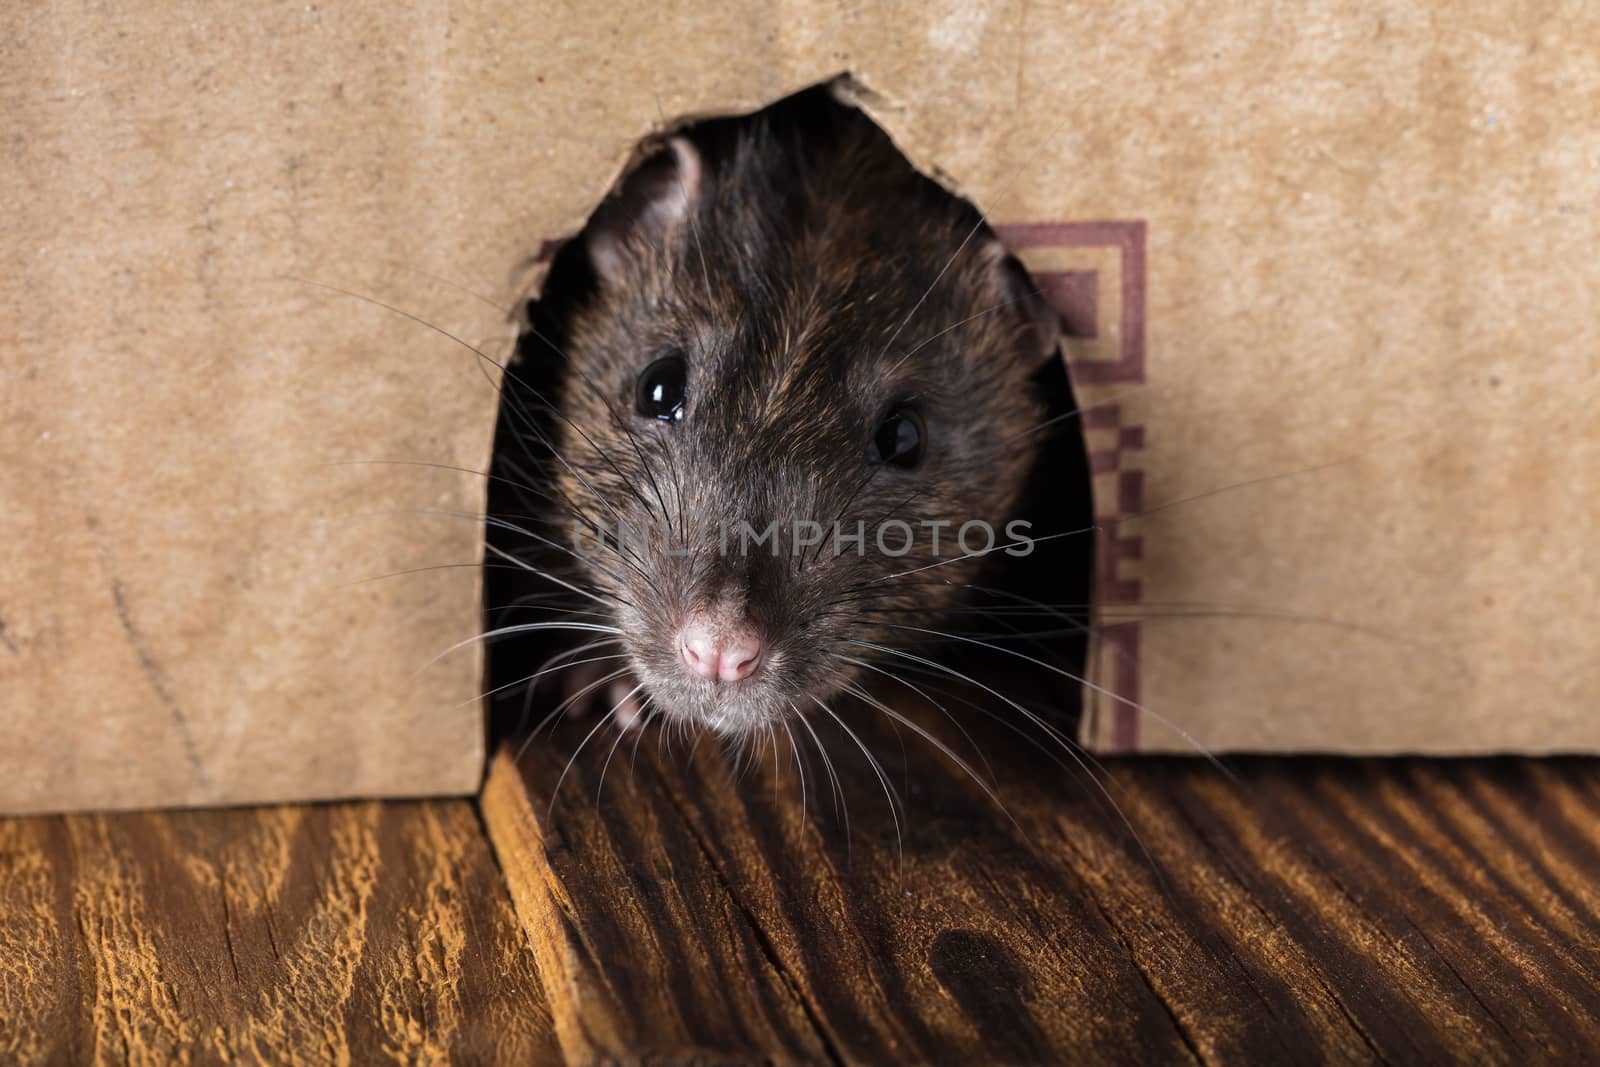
489,83,1073,740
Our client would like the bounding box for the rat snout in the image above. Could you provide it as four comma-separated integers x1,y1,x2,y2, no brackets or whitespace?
678,615,764,682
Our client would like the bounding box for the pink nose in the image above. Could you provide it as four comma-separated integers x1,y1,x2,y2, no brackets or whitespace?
679,618,764,682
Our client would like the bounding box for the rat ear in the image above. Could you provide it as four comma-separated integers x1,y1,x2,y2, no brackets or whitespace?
586,136,703,287
985,241,1063,368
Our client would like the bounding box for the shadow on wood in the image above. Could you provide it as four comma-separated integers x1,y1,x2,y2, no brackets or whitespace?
482,691,1600,1066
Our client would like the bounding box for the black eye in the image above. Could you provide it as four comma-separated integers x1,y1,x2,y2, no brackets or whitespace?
635,355,687,422
868,407,925,468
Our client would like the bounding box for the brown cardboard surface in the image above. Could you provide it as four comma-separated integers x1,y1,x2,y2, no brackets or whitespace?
3,3,1597,813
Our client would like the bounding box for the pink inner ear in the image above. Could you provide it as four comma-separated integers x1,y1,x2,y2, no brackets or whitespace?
660,137,703,219
587,136,704,287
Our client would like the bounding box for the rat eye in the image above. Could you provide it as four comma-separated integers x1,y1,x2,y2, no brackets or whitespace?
635,355,687,422
868,407,925,468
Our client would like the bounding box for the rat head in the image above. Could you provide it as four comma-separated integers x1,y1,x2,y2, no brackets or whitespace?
543,91,1061,736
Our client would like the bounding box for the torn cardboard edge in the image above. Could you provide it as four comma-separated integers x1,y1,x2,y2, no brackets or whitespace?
506,70,1117,753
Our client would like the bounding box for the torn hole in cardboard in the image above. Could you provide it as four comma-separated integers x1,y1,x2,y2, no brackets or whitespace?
482,76,1101,756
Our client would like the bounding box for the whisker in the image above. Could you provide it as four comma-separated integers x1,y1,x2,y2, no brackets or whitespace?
873,660,1085,782
325,456,552,500
887,292,1026,376
419,619,623,677
838,654,996,785
287,276,662,574
386,261,514,317
340,561,529,589
628,698,660,778
872,450,1376,586
594,683,647,806
465,649,627,709
840,679,1019,836
873,623,1230,780
546,700,625,820
998,382,1154,447
810,695,903,875
792,701,849,849
514,665,635,765
779,715,807,822
843,638,1165,889
357,505,631,592
512,636,624,736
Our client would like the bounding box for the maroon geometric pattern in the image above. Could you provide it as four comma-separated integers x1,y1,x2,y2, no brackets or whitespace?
996,220,1147,385
997,220,1149,751
1084,405,1145,752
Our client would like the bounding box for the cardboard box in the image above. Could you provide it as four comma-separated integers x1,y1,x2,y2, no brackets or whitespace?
4,3,1597,813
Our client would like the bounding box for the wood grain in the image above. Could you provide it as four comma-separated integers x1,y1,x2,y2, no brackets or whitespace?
0,799,559,1066
5,714,1597,1065
482,699,1600,1066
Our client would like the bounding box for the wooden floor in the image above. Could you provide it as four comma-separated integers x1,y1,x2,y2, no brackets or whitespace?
4,703,1599,1065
